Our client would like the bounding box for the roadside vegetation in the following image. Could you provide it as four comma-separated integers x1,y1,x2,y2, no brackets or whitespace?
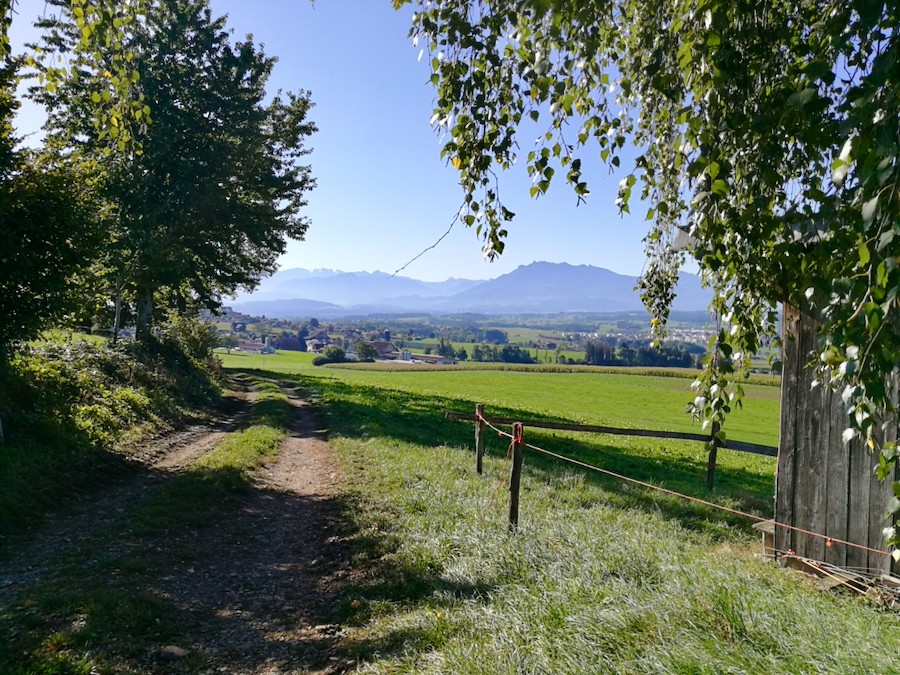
0,372,297,675
0,322,221,550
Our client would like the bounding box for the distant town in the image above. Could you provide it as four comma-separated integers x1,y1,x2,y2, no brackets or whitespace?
204,306,745,370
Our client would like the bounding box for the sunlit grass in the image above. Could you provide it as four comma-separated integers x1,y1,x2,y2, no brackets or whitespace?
293,374,900,673
218,349,779,447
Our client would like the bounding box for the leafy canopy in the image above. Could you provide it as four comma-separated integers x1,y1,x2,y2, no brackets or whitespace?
396,2,899,473
0,63,104,355
34,0,317,336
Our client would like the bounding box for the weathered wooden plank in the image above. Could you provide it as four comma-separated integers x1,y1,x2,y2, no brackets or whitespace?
798,306,825,561
846,437,871,572
867,431,893,574
823,383,849,568
888,390,899,577
706,421,721,490
444,413,777,456
776,303,802,556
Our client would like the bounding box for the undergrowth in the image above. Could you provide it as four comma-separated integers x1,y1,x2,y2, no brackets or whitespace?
0,331,221,551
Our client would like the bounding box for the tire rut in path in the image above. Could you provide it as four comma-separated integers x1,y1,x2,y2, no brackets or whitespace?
0,383,256,595
148,383,357,674
2,378,357,674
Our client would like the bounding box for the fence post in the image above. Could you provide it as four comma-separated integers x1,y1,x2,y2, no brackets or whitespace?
475,403,485,475
706,421,721,490
509,423,524,532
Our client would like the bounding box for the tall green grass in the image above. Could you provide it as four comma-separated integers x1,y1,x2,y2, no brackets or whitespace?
281,373,900,674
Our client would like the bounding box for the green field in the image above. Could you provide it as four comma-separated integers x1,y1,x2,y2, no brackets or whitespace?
217,349,779,448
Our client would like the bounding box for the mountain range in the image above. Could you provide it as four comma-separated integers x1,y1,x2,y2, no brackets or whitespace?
229,261,711,318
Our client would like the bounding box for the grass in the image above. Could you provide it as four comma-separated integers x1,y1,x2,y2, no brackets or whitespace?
0,338,221,550
263,369,900,674
218,349,779,447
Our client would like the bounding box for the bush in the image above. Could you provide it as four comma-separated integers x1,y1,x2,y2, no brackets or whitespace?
322,345,346,362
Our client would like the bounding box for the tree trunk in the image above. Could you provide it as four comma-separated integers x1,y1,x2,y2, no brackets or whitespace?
112,278,124,345
135,286,154,342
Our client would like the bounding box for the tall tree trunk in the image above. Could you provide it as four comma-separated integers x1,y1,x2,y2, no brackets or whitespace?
112,276,124,345
135,286,154,342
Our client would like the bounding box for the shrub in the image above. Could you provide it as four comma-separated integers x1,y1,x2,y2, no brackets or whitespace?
322,345,346,362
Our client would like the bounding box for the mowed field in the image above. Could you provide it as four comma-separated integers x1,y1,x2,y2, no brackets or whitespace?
217,349,780,448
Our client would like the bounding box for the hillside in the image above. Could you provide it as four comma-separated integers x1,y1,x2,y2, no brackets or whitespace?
231,261,711,318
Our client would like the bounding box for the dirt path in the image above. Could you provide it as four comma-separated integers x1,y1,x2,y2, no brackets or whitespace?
0,377,358,674
148,384,358,674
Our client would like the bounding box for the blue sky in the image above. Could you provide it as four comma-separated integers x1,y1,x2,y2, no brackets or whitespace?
11,0,653,282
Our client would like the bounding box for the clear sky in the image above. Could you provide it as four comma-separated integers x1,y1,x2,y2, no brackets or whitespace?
10,0,653,282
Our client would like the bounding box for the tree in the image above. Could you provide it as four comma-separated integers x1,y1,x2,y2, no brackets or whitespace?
399,0,900,543
0,63,102,358
437,336,456,357
322,344,346,363
355,341,379,362
219,333,239,354
4,1,150,145
36,0,316,340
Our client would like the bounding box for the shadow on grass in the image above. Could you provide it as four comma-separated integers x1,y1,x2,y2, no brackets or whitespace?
0,373,247,560
0,376,497,674
256,369,775,536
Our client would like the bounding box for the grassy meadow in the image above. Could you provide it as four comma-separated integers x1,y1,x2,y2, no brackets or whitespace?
217,359,900,674
217,349,780,448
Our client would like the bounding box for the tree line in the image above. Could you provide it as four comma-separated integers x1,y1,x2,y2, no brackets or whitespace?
1,0,315,361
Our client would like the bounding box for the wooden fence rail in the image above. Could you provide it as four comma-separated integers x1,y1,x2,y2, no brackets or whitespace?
445,411,777,457
447,404,778,531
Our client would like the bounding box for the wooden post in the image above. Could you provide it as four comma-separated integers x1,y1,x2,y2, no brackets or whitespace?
475,403,485,475
706,421,721,490
509,423,524,532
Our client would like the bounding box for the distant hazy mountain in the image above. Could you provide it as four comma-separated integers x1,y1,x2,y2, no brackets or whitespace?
232,268,480,306
229,297,345,319
230,262,711,318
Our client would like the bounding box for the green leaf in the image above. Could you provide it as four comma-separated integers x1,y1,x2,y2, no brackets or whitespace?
858,239,871,266
787,87,817,108
861,196,878,224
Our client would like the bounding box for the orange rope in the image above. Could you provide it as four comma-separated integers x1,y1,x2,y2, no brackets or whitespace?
524,442,891,559
475,411,891,558
475,433,515,524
